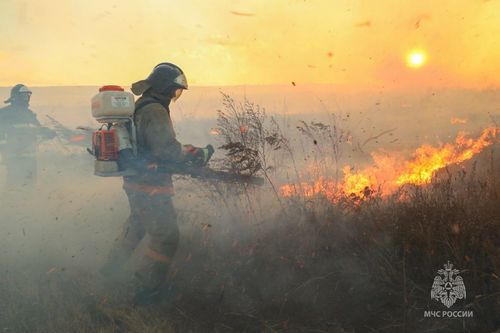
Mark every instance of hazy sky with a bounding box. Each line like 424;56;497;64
0;0;499;89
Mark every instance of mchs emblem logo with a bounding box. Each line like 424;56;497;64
431;261;466;308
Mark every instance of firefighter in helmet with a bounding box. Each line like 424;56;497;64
100;63;214;305
0;84;56;188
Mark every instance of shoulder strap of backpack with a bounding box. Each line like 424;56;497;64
134;97;163;112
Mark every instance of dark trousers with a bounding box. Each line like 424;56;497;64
104;186;179;291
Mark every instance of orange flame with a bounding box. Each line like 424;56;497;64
451;117;467;125
342;166;372;195
396;128;496;185
281;127;498;201
209;129;221;135
280;177;338;201
70;134;87;142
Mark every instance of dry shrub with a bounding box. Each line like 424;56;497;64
216;92;287;177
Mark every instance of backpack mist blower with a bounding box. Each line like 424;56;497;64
90;85;137;177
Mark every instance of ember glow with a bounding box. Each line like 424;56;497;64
209;129;222;135
451;117;467;125
281;127;498;200
70;135;87;142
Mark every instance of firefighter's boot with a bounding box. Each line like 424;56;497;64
132;261;170;306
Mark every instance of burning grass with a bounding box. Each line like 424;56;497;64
281;127;498;200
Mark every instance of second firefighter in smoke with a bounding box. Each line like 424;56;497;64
0;84;56;188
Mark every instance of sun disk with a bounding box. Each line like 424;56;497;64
406;50;427;68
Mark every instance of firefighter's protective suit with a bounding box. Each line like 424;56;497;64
107;92;183;295
0;85;55;188
101;63;213;304
101;65;212;304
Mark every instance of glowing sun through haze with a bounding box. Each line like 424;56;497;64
0;0;500;88
406;50;427;69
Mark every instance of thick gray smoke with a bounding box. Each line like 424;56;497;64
0;86;498;332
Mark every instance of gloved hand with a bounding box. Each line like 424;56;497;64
183;144;215;166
